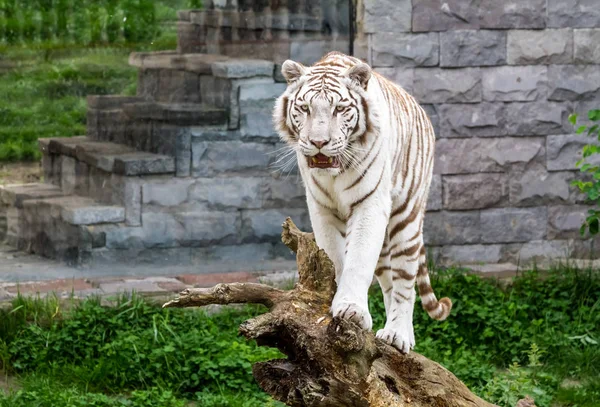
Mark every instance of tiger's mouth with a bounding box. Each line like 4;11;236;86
307;153;341;169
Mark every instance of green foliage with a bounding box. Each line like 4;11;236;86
0;266;598;406
570;109;600;236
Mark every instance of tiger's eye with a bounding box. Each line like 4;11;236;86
336;105;345;111
300;105;309;111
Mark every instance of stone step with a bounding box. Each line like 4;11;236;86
0;184;126;265
40;137;175;177
122;102;228;126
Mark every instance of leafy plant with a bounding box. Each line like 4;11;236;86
569;109;600;235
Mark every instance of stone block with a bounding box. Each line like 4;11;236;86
479;0;546;28
228;77;274;130
504;102;568;136
509;166;575;206
241;208;310;241
59;202;125;226
374;68;414;94
290;40;349;66
516;240;574;264
363;0;411;33
443;173;508;210
412;0;480;32
142;178;193;207
239;82;286;139
192;141;274;177
124;180;141;227
438;103;506;138
432;244;503;265
440;30;506;67
212;59;274;79
574;29;600;64
176;129;192;177
371;33;439;67
188;177;264;209
61;156;77;195
421;105;440;138
482;66;547;102
156;69;201;103
547;134;600;171
413;68;481;104
434;137;545;174
262;175;306;208
507;29;573;65
548;0;600;28
423;211;481;245
113;153;175;176
548;205;592;239
426;175;442;211
548;65;600;102
480;207;547;243
176;211;239;245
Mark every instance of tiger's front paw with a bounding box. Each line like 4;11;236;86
376;327;415;354
331;300;373;331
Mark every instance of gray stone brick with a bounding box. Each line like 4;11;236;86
188;177;264;209
480;207;547;243
290;40;349;66
574;29;600;64
212;59;274;79
239;82;286;139
479;0;546;29
413;68;482;104
548;205;591;239
432;244;504;265
374;68;414;94
438;103;506;138
61;203;125;226
509;166;575;206
363;0;411;33
426;175;442;211
176;211;239;245
507;29;573;65
142;178;193;207
424;211;481;245
440;30;506;67
516;240;573;264
548;65;600;102
371;33;439;67
262;175;306;208
547;134;600;171
176;129;192;177
504;102;568;136
61;156;77;195
412;0;480;32
548;0;600;28
482;66;547;102
434;137;545;174
192;141;273;177
421;105;440;138
242;208;310;241
113;153;175;176
443;173;508;210
124;180;141;227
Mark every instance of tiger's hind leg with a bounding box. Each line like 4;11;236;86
375;198;424;354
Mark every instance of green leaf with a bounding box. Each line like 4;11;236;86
588;109;600;121
581;163;591;172
588;125;599;137
576;125;587;135
575;158;584;167
569;113;578;125
590;218;599;235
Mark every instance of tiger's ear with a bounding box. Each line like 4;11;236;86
281;60;307;84
345;63;371;89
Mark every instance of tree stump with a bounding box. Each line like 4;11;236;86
163;218;499;407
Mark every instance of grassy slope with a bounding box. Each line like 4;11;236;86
0;265;598;407
0;0;188;162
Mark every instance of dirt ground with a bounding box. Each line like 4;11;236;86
0;161;42;185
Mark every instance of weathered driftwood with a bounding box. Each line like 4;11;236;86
163;218;499;407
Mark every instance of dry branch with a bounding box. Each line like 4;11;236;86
164;218;501;407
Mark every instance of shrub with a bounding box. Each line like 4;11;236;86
570;109;600;235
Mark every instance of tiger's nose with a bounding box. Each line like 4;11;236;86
310;139;329;149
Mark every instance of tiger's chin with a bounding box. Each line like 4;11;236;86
307;153;341;169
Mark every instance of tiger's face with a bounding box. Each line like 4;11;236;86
273;58;372;175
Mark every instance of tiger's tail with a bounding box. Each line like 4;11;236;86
416;247;452;321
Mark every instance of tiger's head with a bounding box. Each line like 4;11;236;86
273;53;374;175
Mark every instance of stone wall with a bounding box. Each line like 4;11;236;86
356;0;600;266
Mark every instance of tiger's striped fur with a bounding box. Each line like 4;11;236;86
273;51;451;353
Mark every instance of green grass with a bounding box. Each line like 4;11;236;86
0;0;194;162
0;265;598;406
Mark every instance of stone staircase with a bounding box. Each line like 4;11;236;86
0;47;309;267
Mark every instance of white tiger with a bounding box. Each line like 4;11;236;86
273;51;451;353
